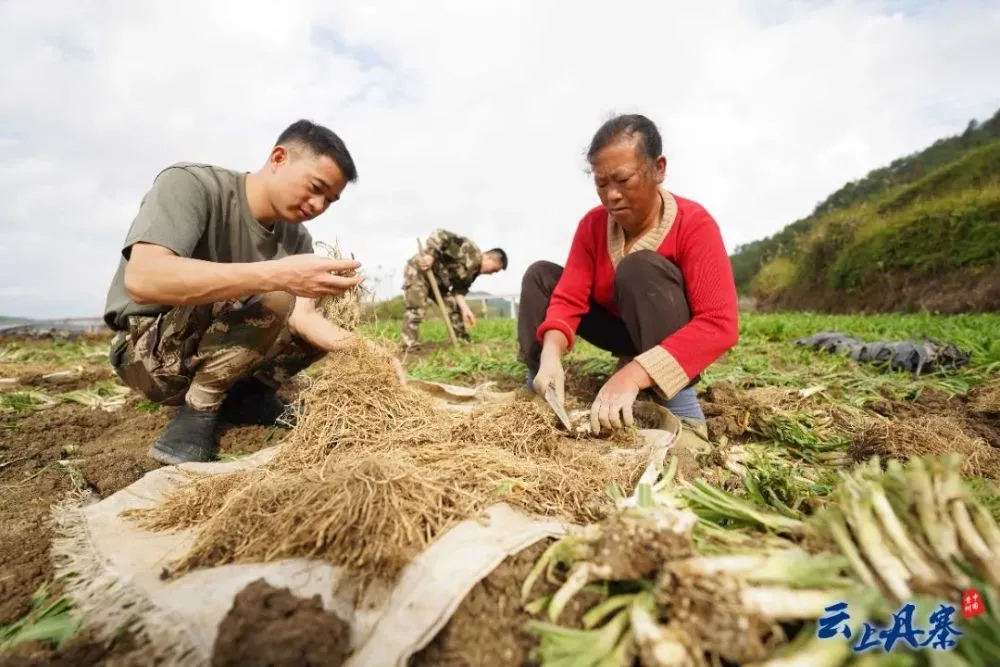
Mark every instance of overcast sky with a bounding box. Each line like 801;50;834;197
1;0;998;319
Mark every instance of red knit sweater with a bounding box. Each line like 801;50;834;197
536;191;739;399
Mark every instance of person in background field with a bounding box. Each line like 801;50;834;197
400;228;508;349
103;119;405;466
517;113;739;449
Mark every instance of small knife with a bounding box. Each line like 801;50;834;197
544;384;572;431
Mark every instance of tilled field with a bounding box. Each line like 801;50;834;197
1;313;999;666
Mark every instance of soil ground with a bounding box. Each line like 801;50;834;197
2;329;999;666
410;538;602;667
0;333;301;665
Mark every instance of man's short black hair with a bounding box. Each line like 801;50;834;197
586;113;662;165
486;247;508;270
276;119;358;183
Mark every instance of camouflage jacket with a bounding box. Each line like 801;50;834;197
406;228;482;296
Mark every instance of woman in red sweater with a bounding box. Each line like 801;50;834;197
518;114;739;437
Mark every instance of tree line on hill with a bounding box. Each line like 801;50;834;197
730;106;1000;314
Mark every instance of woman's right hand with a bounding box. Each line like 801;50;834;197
532;344;566;407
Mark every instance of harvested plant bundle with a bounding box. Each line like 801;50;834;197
522;502;865;666
717;442;843;518
640;456;811;538
521;453;1000;666
815;454;1000;603
125;343;652;587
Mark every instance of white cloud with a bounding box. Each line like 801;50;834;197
1;0;999;318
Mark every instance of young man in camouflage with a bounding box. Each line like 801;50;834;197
103;119;403;466
400;229;507;349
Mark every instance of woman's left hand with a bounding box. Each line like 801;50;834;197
590;363;650;434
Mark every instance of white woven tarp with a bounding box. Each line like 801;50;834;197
51;382;679;667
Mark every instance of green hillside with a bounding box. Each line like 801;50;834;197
732;106;1000;314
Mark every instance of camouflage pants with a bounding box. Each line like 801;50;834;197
108;291;325;411
400;265;469;347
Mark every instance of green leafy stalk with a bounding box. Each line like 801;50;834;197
548;562;613;623
582;594;640;630
841;476;912;602
681;479;807;536
866;476;943;587
909;457;969;587
521;534;595;604
670;549;853;590
527;607;630;667
816;508;880;591
970;501;1000;555
951;498;1000;591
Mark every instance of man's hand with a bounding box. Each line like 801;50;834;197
590;362;652;435
390;357;407;385
272;255;364;299
362;338;407;386
290;301;408;387
461;307;477;328
416;254;434;271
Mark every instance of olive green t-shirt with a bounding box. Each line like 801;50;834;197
103;162;314;331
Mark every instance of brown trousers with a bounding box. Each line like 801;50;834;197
517;250;696;385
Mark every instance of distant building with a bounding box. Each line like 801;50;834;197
0;317;107;336
462;292;520;318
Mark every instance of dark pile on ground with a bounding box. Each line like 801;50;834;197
16;368;116;393
866;383;1000;449
410;538;601;667
211;579;351;667
0;630;149;667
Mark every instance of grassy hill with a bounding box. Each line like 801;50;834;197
732;106;1000;313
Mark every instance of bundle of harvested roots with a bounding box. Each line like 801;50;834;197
125;342;653;589
519;453;1000;666
312;239;369;330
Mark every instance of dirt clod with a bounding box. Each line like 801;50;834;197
700;382;754;441
211;579;351;667
593;508;695;580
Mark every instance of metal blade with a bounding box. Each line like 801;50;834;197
544;384;572;431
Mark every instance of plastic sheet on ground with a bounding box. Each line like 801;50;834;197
794;330;971;376
50;381;680;667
